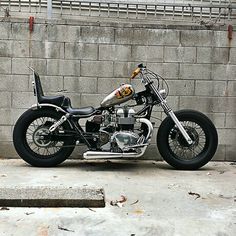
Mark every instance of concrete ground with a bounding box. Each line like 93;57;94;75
0;159;235;236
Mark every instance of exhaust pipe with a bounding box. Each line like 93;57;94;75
83;146;147;159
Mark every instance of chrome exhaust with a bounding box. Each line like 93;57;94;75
83;146;147;159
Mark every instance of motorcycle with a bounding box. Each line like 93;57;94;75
13;64;218;169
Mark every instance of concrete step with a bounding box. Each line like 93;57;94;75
0;186;105;208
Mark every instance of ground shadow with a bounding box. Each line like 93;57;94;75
16;159;215;172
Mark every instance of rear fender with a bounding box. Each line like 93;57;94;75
30;103;73;129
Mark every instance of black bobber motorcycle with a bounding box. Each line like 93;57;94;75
13;64;218;169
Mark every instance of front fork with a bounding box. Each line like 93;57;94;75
160;99;193;145
148;81;193;145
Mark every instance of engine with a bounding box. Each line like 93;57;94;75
85;106;152;153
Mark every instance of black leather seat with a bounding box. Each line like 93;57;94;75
34;72;65;106
63;97;95;116
66;106;95;116
34;72;96;116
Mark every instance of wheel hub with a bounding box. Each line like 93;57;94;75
171;126;199;148
33;126;51;148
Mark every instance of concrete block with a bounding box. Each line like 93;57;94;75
0;40;12;57
147;63;179;79
0;92;11;108
167;80;194;96
213;48;229;64
99;45;131;61
162;63;180;79
204;112;225;129
11;108;27;125
181;30;213;46
97;78;128;94
0;109;12;125
0;142;18;158
225;114;236;128
0;22;10;39
38;76;63;92
29;58;47;75
47;24;80;42
12;92;36;108
65;43;98;60
229;48;236;64
146;63;163;75
225;144;236;161
64;77;97;93
81;26;114;44
12;40;29;58
218;129;236;145
227;81;236;96
180;96;236;113
164;46;196;63
212;144;225;161
81;61;113;77
195;81;227;96
113;62;137;78
0;75;29;91
211;97;236;113
12;58;30;75
0;126;12;141
30;41;64;59
115;28;180;46
197;47;229;64
213;31;236;47
212;64;236;81
0;57;11;74
80;94;104;107
132;46;163;62
180;64;211;80
0;187;105;208
11;23;47;41
47;59;80;76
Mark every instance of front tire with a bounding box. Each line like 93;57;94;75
157;110;218;170
13;109;75;167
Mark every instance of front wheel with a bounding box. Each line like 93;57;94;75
157;110;218;170
13;109;75;167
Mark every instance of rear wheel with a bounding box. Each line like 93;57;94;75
157;110;218;170
13;109;75;167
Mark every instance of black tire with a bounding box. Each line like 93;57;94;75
157;109;218;170
13;109;75;167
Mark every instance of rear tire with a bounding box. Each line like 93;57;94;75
13;109;75;167
157;110;218;170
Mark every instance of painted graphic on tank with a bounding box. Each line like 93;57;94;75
101;84;135;107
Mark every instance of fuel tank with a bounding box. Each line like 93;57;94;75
100;84;135;108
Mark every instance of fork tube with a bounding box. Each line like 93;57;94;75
144;74;193;145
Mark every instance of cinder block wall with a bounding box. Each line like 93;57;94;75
0;18;235;161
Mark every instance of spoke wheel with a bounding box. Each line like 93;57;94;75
157;110;218;170
26;117;63;157
13;109;75;167
168;121;206;161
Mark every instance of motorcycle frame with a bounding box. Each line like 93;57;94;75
29;66;193;150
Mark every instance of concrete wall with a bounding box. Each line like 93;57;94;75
0;18;235;161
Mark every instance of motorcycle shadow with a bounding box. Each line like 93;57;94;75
58;160;214;172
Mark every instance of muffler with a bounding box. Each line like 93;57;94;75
83;146;147;159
